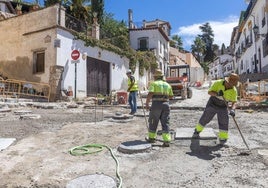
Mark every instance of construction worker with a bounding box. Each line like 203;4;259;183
126;69;139;115
193;73;240;145
145;69;174;147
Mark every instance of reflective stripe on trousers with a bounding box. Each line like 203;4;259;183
196;99;229;139
148;101;171;142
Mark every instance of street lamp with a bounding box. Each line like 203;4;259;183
252;24;267;73
253;25;267;37
253;25;259;35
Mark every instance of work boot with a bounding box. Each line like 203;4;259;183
162;142;170;147
145;137;156;143
219;139;227;146
192;129;200;139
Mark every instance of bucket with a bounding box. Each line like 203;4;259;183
67;90;73;96
117;91;127;104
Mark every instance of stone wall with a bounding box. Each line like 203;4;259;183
49;65;64;102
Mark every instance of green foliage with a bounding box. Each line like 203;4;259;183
45;1;157;76
200;61;210;75
44;0;59;7
170;34;184;51
91;0;104;25
198;22;216;62
100;13;128;39
191;36;205;62
75;33;157;76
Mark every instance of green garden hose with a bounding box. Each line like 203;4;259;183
69;143;122;188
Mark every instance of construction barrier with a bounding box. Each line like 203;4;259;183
240;79;268;103
0;78;50;101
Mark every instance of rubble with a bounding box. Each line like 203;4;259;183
0;87;267;187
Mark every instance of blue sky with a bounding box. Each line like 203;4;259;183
105;0;249;50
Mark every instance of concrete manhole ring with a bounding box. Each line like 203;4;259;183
66;174;117;188
118;140;152;154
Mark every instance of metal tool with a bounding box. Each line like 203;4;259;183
138;90;149;130
222;95;251;155
231;115;250;153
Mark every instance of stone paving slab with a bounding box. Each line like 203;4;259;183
0;108;11;113
258;149;268;157
0;138;16;151
19;114;41;119
13;110;32;115
175;128;217;140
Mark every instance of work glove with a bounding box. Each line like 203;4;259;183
217;90;224;96
229;109;235;117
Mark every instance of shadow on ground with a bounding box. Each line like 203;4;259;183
186;138;228;160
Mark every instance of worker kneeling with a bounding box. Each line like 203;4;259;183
145;69;174;147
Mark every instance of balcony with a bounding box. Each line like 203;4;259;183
65;14;87;33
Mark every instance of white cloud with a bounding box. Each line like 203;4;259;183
172;16;239;51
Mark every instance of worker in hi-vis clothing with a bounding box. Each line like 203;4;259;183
145;69;173;147
193;73;240;145
126;69;139;115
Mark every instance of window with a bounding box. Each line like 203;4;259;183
138;37;148;51
33;51;45;73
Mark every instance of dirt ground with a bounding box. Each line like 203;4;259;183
0;87;267;188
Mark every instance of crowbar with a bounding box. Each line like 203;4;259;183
138;90;149;130
222;95;251;155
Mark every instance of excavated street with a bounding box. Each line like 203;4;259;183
0;86;267;188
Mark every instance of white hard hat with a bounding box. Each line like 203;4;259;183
126;69;132;74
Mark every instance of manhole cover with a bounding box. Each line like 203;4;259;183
118;140;151;154
66;174;116;188
112;113;133;120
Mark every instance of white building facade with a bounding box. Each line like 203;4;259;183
128;15;170;79
232;0;268;82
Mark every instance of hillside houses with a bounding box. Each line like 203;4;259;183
212;0;268;83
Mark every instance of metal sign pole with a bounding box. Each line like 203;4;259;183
74;62;77;99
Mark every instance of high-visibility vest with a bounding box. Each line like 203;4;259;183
128;76;138;91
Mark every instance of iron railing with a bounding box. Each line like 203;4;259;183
65;13;87;33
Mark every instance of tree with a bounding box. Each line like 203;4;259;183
170;34;184;51
44;0;59;7
191;36;205;63
67;0;91;22
90;0;104;25
198;22;216;62
191;36;210;74
100;12;129;49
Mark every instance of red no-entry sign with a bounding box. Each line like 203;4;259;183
71;50;80;60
